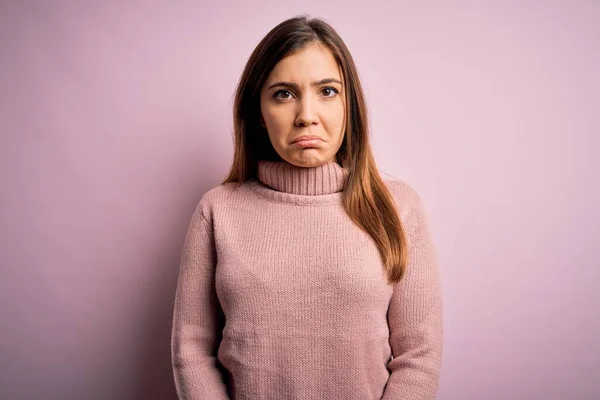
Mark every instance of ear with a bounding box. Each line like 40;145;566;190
260;114;266;128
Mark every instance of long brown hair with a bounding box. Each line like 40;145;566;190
221;15;408;284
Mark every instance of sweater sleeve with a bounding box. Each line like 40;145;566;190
171;202;229;399
382;191;444;400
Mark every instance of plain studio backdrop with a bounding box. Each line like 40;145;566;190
1;1;598;399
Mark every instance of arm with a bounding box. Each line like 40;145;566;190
171;202;229;399
382;192;444;400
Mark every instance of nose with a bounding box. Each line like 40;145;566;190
295;96;318;127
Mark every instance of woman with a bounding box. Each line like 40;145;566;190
171;15;443;400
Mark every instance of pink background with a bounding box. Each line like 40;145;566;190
1;2;598;399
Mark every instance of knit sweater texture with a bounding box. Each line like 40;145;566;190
171;160;443;400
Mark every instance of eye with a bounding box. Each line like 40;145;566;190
274;90;293;100
321;87;339;97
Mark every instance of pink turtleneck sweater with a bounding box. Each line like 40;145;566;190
171;160;443;400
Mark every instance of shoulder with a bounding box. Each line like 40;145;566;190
200;181;240;204
192;181;247;222
380;173;434;240
381;174;422;215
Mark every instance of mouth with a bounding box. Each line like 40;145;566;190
291;135;324;144
293;139;323;148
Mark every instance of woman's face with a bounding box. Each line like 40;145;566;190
260;43;346;167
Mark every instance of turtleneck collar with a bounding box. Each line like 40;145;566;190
256;160;348;196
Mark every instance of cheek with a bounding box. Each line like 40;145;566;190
261;107;290;144
323;103;346;130
262;105;287;127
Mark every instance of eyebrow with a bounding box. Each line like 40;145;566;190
267;78;343;91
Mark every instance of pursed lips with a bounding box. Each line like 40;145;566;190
291;135;324;143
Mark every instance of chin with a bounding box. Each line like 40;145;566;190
288;154;334;168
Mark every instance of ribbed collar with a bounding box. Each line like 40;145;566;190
257;160;348;196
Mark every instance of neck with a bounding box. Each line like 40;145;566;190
256;159;348;196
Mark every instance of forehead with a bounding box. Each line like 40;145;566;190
266;44;342;83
